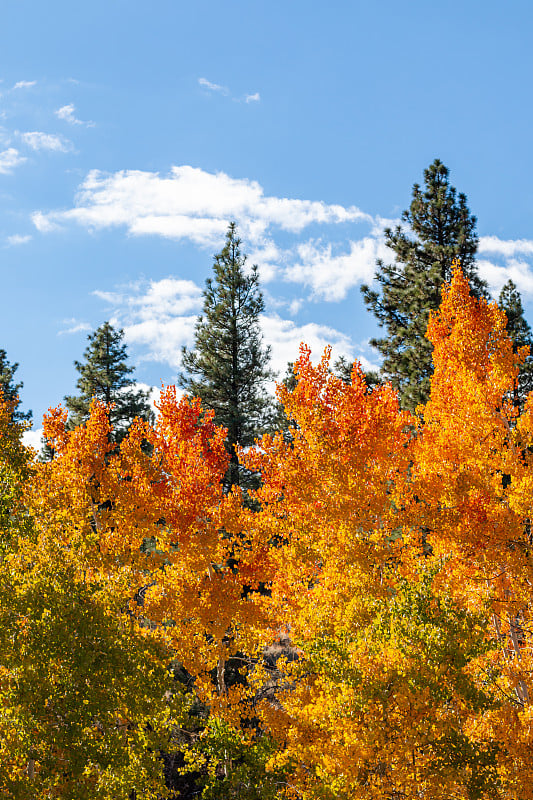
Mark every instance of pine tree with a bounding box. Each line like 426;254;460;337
0;349;31;422
65;322;153;442
498;279;533;410
180;222;273;491
361;159;487;411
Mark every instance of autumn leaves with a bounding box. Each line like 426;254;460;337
3;267;533;798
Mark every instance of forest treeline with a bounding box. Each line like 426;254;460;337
2;160;533;798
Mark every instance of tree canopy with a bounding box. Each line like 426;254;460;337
5;269;533;797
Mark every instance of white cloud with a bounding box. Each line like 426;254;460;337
6;234;31;246
198;77;260;105
124;316;197;369
198;77;229;95
95;277;203;319
55;103;94;127
22;427;43;451
261;314;377;377
12;80;36;90
134;382;168;413
289;299;303;315
473;236;533;298
32;165;371;249
0;147;26;173
285;236;390;301
478;258;533;297
133;278;202;319
92;289;123;304
247;240;283;282
19;131;72;152
32;211;60;232
479;235;533;258
58;318;92;335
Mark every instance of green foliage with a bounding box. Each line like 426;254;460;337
0;540;183;799
272;361;299;439
180;222;273;490
191;718;288;800
430;732;501;800
361;159;487;411
374;569;497;712
65;322;153;443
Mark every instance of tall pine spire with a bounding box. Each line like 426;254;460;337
361;159;487;411
180;222;273;491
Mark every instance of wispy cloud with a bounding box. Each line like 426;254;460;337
0;147;26;174
478;258;533;297
95;277;203;368
94;277;203;320
12;80;36;90
479;235;533;258
198;77;229;95
55;103;94;127
58;318;92;336
6;234;31;246
285;237;390;301
19;131;72;152
198;77;260;104
32;165;371;257
468;235;533;297
32;211;60;233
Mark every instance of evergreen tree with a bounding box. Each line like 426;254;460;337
180;222;273;491
65;322;153;442
498;279;533;410
0;349;31;422
361;159;487;411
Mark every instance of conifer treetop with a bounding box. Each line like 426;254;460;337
64;321;153;441
180;222;273;489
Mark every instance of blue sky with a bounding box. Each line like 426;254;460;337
3;0;533;443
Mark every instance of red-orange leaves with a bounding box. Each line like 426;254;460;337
243;345;413;637
149;386;229;545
